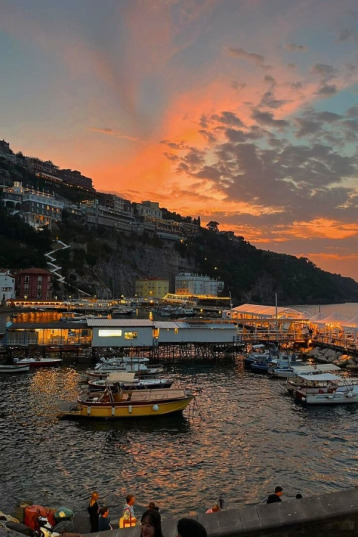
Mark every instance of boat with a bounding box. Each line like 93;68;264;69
267;354;305;378
58;383;194;419
244;344;274;368
86;357;164;379
285;364;342;394
13;357;63;367
294;372;358;405
111;306;136;317
0;364;30;374
88;372;174;391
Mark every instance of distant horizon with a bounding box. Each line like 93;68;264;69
1;0;357;280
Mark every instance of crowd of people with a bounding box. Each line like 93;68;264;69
87;492;208;536
88;487;303;535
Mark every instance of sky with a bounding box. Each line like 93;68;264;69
1;0;358;282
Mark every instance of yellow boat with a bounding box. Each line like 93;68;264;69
58;385;194;419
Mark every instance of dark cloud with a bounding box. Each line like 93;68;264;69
231;81;246;90
338;28;357;42
316;111;342;122
316;84;338;96
211;111;244;127
227;47;271;69
311;63;336;79
251;110;289;127
259;91;287;109
346;106;358;117
284;43;308;52
199;129;217;143
160;139;187;149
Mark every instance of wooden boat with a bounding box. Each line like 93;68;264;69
285;364;342;394
59;384;194;419
13;357;63;367
0;364;30;374
294;372;358;405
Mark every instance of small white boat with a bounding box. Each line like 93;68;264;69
13;357;63;367
88;372;174;391
0;364;30;374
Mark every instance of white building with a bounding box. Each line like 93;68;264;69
0;271;15;301
175;273;224;296
136;201;162;220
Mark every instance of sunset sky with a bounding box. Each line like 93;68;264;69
1;0;358;281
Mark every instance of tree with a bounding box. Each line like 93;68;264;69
206;221;219;232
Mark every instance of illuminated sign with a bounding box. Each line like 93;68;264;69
98;329;123;337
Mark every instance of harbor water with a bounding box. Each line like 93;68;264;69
1;359;358;519
0;302;358;519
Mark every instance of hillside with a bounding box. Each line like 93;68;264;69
1;158;358;304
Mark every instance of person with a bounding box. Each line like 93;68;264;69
87;491;99;532
147;502;161;517
140;509;163;537
177;518;207;537
205;503;220;514
122;494;136;525
267;486;283;504
98;506;112;531
296;493;303;499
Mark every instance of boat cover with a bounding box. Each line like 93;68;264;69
107;372;136;382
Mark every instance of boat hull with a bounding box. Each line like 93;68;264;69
0;364;30;373
59;395;194;419
295;390;358;405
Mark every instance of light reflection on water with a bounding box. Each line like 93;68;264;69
1;361;358;518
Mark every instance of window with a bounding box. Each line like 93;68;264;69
98;329;123;337
124;331;138;340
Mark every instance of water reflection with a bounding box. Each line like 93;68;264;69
1;361;358;517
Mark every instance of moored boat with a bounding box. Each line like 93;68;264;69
13;357;63;367
58;384;194;419
294;372;358;405
0;364;30;374
88;372;174;391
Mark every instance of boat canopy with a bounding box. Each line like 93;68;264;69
106;372;136;383
296;373;340;382
310;312;350;325
291;364;341;373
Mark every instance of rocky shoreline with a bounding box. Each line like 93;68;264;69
304;346;358;369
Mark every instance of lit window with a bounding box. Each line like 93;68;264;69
98;329;123;337
124;331;138;340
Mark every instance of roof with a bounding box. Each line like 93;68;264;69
154;321;190;329
15;268;52;275
292;364;341;373
86;319;154;327
229;303;306;319
8;321;88;329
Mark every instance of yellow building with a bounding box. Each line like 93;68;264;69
135;278;169;299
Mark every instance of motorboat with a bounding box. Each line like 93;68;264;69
58;384;194;419
13;357;63;367
88;372;174;391
294;372;358;405
285;364;342;394
86;357;164;379
0;364;30;374
268;354;305;378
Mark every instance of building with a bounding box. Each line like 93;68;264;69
15;268;53;300
175;273;224;296
136;201;162;220
0;271;15;301
59;169;93;190
135;278;170;299
1;182;64;229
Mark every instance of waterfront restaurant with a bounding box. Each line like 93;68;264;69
222;303;309;343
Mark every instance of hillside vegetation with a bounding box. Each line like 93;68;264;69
1;160;358;304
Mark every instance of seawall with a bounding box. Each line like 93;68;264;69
73;487;358;537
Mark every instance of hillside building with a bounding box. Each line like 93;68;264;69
135;278;170;299
15;268;53;300
0;270;15;301
175;273;224;296
1;182;64;229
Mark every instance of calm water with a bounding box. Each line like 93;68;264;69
1;359;358;519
